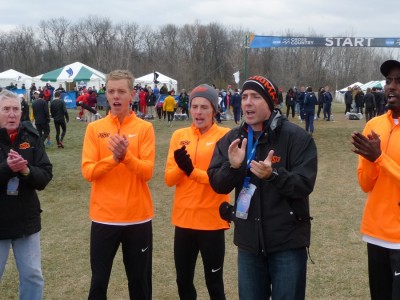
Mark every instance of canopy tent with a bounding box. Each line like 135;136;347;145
335;80;386;102
135;71;178;92
335;81;364;102
34;62;105;90
359;80;386;91
0;69;33;89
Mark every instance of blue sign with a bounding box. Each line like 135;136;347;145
249;35;400;48
60;92;77;109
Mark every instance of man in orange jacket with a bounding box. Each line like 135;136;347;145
351;59;400;300
82;70;155;299
165;84;230;299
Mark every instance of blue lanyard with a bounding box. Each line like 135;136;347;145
246;126;260;168
243;126;261;188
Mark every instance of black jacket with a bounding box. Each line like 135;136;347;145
208;111;318;254
20;99;30;122
50;98;69;123
344;91;353;105
32;98;50;125
0;121;53;240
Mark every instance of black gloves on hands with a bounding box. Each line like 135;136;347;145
219;202;235;222
174;146;194;176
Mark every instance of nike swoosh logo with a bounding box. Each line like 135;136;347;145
211;267;221;273
395;271;400;276
128;134;136;138
141;246;149;252
206;142;215;146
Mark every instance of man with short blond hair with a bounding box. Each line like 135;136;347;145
82;69;155;299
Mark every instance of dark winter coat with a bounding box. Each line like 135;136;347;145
0;122;53;240
208;111;317;255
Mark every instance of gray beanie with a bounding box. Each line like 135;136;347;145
189;84;218;112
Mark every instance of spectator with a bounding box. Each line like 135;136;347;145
0;89;53;300
160;83;168;95
146;89;156;118
285;88;296;119
303;86;318;134
32;91;50;145
50;90;69;148
163;91;177;127
363;88;376;122
344;86;353;114
322;85;333;121
230;89;242;124
208;75;317;300
19;94;30;122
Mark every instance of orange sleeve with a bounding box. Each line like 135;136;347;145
81;124;119;182
188;167;210;185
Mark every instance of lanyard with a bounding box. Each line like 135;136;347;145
244;126;262;188
246;126;260;168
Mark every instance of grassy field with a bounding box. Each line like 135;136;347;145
0;103;370;300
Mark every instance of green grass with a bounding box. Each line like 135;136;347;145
0;104;369;300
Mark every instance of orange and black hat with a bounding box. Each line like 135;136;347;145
241;75;279;111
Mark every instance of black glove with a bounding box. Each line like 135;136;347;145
219;202;235;222
174;146;194;176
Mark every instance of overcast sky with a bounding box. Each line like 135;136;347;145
1;0;399;37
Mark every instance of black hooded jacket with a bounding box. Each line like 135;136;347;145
0;121;53;240
208;111;318;254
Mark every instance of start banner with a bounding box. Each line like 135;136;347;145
248;35;400;48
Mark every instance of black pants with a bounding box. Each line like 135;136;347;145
174;227;226;300
286;104;295;118
88;221;152;300
233;107;241;123
35;122;50;143
365;108;375;122
345;103;352;114
53;120;66;144
317;103;323;118
167;111;174;122
367;243;400;300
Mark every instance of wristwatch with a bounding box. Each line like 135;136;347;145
266;168;278;181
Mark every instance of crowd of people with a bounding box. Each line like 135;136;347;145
1;59;399;300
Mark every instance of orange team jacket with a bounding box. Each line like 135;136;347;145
82;111;155;223
358;110;400;243
165;123;231;230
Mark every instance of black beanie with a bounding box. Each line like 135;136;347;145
241;75;279;111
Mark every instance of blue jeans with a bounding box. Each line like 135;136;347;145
0;232;44;300
238;247;307;300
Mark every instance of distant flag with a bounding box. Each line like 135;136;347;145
153;71;159;84
233;71;240;84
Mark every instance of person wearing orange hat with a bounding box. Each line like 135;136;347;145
208;75;317;300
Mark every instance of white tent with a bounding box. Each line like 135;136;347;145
33;62;106;90
335;81;364;102
135;71;178;92
359;80;385;91
0;69;33;89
